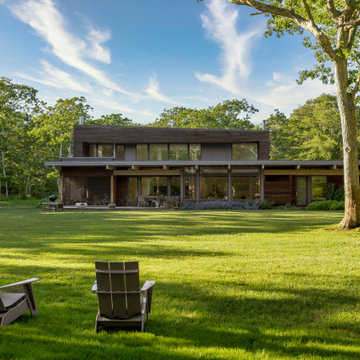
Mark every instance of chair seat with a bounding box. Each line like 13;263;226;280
0;293;26;311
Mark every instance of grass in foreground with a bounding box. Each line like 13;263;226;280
0;203;359;359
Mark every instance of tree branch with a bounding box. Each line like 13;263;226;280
229;0;339;61
302;0;315;24
327;0;342;20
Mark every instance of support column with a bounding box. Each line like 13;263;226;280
260;167;265;202
228;165;232;201
110;174;116;205
196;166;200;202
59;173;64;203
307;176;312;205
167;176;171;199
180;168;184;202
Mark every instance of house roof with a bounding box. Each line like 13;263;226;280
45;158;351;168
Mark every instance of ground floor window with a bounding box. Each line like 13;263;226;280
296;176;307;206
232;176;260;200
128;177;138;203
311;176;327;201
63;176;110;205
185;167;196;200
141;177;167;197
170;176;180;197
200;177;228;200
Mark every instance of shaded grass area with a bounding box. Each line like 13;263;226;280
0;203;359;359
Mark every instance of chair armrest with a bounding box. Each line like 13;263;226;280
0;278;40;291
141;280;155;293
92;280;97;293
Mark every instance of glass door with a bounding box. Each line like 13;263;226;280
296;176;307;206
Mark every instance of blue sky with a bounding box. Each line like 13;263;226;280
0;0;335;125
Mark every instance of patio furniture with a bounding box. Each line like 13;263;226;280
92;261;155;332
0;278;40;326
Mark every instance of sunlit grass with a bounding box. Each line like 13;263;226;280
0;202;359;359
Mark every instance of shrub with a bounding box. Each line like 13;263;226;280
334;186;344;202
258;200;273;210
327;183;344;202
181;201;260;210
307;200;344;210
327;183;336;200
329;200;344;210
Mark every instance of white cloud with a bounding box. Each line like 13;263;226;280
94;97;157;117
257;72;335;110
10;0;136;96
196;0;262;93
15;60;92;93
86;28;111;64
145;74;179;105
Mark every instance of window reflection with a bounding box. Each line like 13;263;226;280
232;143;258;160
149;144;168;161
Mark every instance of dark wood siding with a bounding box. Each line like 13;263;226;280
60;167;112;177
73;125;270;160
265;175;296;205
327;175;343;189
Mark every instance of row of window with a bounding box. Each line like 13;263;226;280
87;143;259;161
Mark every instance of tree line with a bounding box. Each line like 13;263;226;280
0;77;357;199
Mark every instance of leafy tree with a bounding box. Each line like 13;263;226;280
0;77;44;198
267;94;347;160
213;0;360;229
87;113;134;126
151;99;258;129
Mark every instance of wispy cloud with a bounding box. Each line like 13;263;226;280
145;74;179;105
9;0;137;96
256;72;335;110
86;28;111;64
196;0;262;94
15;60;92;93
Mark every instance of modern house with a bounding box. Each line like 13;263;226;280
45;125;346;208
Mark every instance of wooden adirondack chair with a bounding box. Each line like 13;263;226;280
92;261;155;332
0;278;40;326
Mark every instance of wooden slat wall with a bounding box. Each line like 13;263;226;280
264;175;296;205
60;167;112;177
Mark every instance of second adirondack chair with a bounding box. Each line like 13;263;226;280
0;278;40;326
92;261;155;332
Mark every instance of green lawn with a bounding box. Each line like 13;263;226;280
0;203;359;359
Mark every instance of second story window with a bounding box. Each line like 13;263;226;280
88;144;114;157
97;144;113;157
232;143;258;160
149;144;168;161
169;144;187;160
136;144;148;161
189;144;201;160
116;145;125;160
136;143;202;161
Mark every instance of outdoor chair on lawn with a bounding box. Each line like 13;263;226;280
0;278;40;326
92;261;155;332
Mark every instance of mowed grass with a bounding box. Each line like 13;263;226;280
0;203;359;359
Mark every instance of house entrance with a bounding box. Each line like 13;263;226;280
116;176;138;206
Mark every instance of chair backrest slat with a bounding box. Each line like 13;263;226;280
95;261;141;319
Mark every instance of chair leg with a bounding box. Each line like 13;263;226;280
140;319;144;332
95;322;99;333
23;283;39;316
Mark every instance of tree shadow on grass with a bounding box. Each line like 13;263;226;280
1;277;359;359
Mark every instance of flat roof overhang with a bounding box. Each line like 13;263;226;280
45;159;351;168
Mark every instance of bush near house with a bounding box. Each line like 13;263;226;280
307;200;344;210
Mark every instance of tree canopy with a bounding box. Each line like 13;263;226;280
150;99;258;129
266;94;360;160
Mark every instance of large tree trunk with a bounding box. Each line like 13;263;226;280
333;59;360;229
